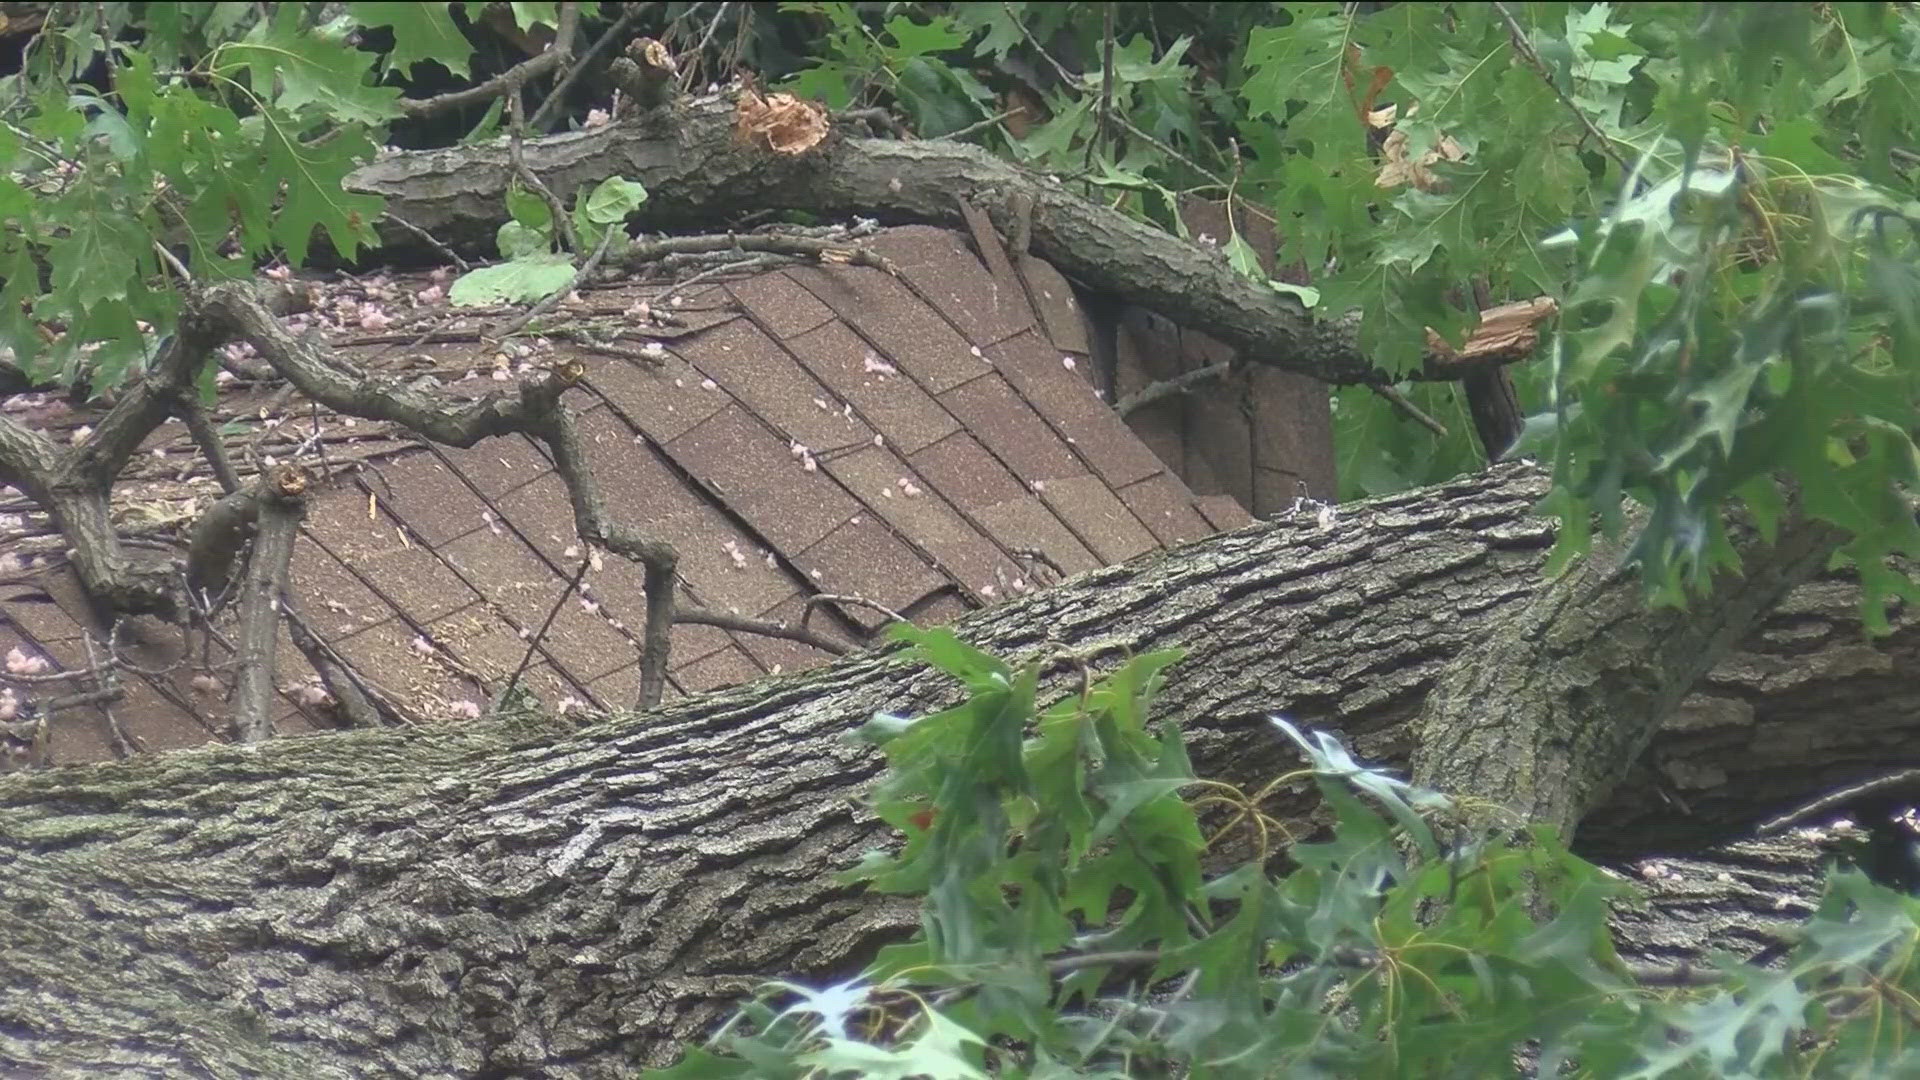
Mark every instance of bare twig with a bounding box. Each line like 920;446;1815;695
491;209;625;339
674;606;850;657
1370;383;1449;439
677;1;733;91
530;0;647;131
397;2;580;120
1007;547;1066;583
506;91;580;254
379;213;470;273
1489;1;1631;176
801;593;906;628
503;557;595;703
1114;360;1232;417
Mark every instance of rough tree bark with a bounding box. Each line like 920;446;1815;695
3;465;1913;1077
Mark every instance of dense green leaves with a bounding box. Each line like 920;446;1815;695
646;634;1920;1078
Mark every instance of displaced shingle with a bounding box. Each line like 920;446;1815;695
796;516;946;629
937;372;1083;483
788;265;984;393
667;404;859;553
1018;253;1091;356
729;272;835;339
867;225;1032;347
784;319;960;455
676;317;873;451
1116;472;1215;547
1036;474;1158;564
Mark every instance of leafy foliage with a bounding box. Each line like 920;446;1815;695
643;630;1920;1078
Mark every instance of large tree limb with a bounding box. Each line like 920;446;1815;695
348;95;1476;385
1;464;1912;1076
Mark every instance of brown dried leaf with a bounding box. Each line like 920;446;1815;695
1375;127;1466;193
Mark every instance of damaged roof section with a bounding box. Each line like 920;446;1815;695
0;225;1250;765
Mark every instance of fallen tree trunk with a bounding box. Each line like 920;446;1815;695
2;463;1913;1076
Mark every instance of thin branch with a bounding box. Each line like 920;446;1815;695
490;209;624;339
1370;383;1449;438
503;557;594;703
1489;1;1632;176
1114;360;1232;417
506;91;579;254
674;606;850;657
397;2;579;120
801;593;905;628
529;0;647;131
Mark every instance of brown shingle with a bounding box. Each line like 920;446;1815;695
302;495;480;622
1194;494;1255;531
1185;387;1253;506
667;405;859;553
495;473;583;564
366;451;490;545
907;431;1027;515
643;508;793;619
984;329;1162;488
576;407;711;520
1116;472;1215;547
331;618;487;721
783;319;961;455
820;444;1018;600
674;644;765;693
731;593;847;676
1036;475;1158;564
728;272;835;339
289;537;395;638
788;265;984;393
586;350;727;444
0;582;82;644
796;516;945;629
437;530;633;682
434;433;549;499
1247;367;1336;503
867;226;1032;347
970;496;1100;578
937;373;1082;483
675;317;873;451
